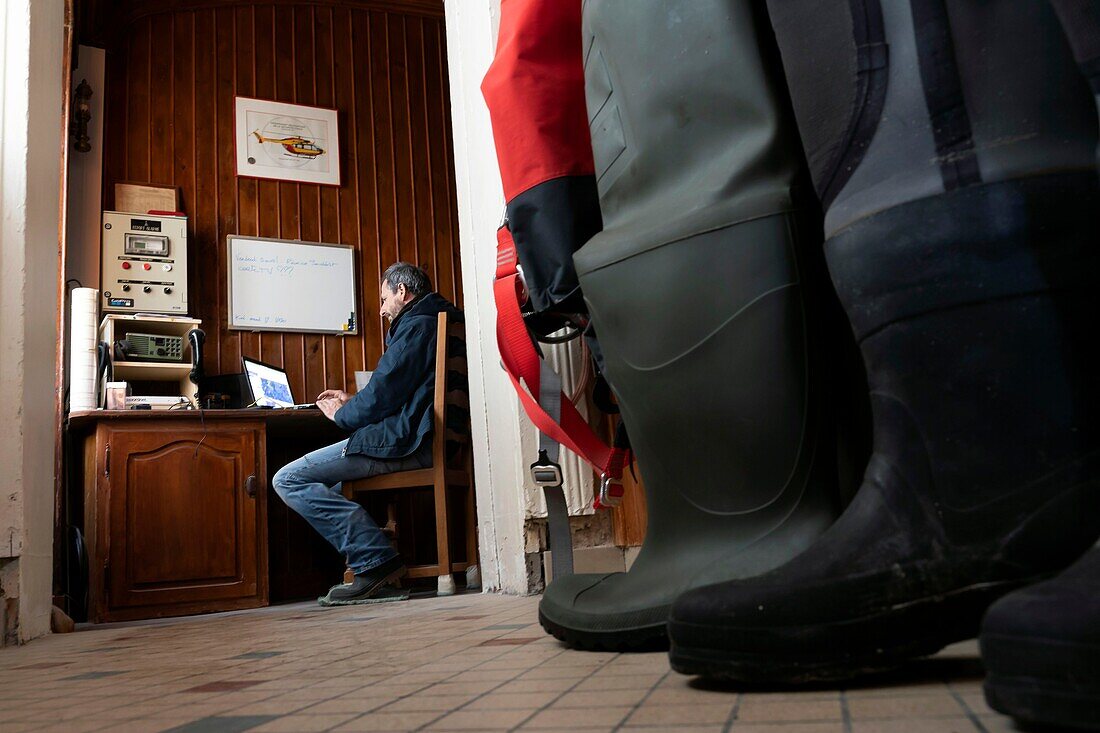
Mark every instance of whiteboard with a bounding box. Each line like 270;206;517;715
227;236;358;334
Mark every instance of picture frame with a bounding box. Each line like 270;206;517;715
234;96;341;187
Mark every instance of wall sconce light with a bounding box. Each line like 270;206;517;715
73;79;93;153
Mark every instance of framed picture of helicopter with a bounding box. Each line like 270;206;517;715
235;97;341;186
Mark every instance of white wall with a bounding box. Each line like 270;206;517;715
0;0;65;643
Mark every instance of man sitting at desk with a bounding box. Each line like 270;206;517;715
272;262;462;605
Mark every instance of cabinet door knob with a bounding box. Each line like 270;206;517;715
245;475;257;498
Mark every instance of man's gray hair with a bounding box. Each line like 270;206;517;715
382;262;432;297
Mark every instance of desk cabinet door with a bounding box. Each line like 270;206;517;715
102;424;267;618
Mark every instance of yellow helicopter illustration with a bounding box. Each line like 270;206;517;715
251;130;325;158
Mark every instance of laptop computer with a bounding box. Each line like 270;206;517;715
242;357;315;409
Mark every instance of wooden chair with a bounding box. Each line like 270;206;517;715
342;312;477;595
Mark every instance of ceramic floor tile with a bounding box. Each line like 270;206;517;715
376;694;476;713
583;673;663;691
331;711;440;732
522;706;633;729
728;724;845;733
846;693;967;719
0;593;1020;733
161;715;279;733
464;691;561;710
624;702;736;727
492;678;578;694
425;707;533;730
249;713;358;731
736;697;843;722
850;718;981;733
553;688;648;708
108;720;209;733
619;728;725;733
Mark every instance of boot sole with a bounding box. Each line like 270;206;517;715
539;609;669;652
982;633;1100;730
669;580;1023;683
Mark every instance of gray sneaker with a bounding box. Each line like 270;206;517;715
318;556;408;606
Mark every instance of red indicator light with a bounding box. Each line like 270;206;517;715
122;262;131;269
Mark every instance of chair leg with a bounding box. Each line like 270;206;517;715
433;474;453;596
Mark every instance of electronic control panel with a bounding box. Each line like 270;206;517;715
101;211;189;314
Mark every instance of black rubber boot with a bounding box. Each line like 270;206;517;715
667;172;1100;682
539;0;853;651
980;543;1100;730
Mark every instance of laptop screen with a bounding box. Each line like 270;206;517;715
242;357;296;408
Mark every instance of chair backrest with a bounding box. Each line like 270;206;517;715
431;312;470;471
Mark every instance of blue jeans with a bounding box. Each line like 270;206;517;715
272;439;432;574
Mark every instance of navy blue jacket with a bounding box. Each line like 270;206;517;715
335;292;462;459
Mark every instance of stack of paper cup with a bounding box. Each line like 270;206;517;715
69;288;100;412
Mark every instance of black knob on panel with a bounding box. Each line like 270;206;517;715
164;287;172;294
143;286;151;293
122;285;130;292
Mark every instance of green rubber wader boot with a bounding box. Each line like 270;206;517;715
537;0;852;651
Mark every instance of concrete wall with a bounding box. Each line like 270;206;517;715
0;0;65;644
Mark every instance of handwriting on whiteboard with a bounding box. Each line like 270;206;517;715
234;253;339;277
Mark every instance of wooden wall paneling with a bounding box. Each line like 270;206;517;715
191;8;218;376
252;5;283;370
274;3;301;391
334;6;366;388
171;11;194;237
216;7;240;377
125;19;151;185
422;17;452;302
370;11;397;359
356;9;384;367
404;17;429;283
435;20;460;304
148;16;173;186
314;7;344;393
293;6;326;401
235;6;261;367
407;18;435;290
429;19;456;304
387;14;415;274
410;18;438;292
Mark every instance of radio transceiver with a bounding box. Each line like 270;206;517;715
123;333;184;362
101;211;189;314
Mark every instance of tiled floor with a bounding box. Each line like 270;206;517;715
0;592;1019;732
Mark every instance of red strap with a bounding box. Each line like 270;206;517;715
494;226;629;492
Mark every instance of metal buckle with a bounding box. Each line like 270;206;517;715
595;473;624;509
529;450;563;488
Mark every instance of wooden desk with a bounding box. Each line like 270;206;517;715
68;409;347;622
